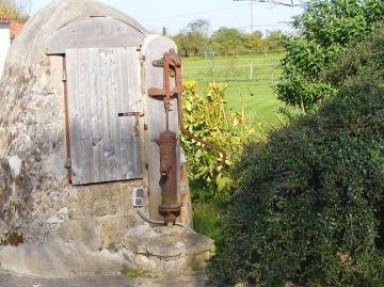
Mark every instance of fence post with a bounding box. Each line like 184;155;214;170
249;63;253;81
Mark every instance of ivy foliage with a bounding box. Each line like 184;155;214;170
181;81;255;198
209;28;384;286
277;0;384;113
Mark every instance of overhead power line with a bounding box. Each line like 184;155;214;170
141;4;248;22
233;0;308;7
236;22;292;30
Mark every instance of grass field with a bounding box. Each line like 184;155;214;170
182;52;293;128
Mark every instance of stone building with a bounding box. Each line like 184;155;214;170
0;17;11;78
0;16;22;79
0;0;212;277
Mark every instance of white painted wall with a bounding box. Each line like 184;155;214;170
0;22;10;79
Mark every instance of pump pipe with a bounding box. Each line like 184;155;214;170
136;208;195;233
169;50;227;168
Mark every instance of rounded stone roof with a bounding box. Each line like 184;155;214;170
4;0;148;68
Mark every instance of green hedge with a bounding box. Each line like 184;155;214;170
209;30;384;286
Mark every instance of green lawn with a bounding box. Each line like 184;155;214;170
182;52;294;128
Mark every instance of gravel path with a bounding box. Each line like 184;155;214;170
0;271;209;287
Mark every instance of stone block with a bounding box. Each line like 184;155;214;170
121;225;215;273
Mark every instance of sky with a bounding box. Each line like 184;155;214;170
28;0;304;36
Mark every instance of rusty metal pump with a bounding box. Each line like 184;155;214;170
150;49;226;224
156;130;180;223
150;49;182;224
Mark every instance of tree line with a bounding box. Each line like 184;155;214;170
170;19;284;57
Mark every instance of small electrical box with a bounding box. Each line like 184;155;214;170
132;187;144;207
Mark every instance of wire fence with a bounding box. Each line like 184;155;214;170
183;62;281;83
182;49;284;83
178;48;286;58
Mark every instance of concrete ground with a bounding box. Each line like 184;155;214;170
0;271;209;287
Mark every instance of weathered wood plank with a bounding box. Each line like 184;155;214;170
66;49;82;184
99;48;114;181
79;48;94;183
108;48;118;179
89;48;100;182
126;48;143;178
113;47;125;179
113;47;143;179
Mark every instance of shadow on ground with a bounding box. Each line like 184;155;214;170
0;271;209;287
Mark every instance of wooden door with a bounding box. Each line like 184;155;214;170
65;47;143;185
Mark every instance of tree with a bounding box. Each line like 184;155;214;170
210;27;244;55
172;19;210;56
161;26;167;36
277;0;384;112
186;18;210;36
264;30;284;50
253;30;263;39
0;0;30;21
242;31;265;51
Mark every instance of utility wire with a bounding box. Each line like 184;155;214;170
236;22;292;30
234;0;308;8
141;3;248;22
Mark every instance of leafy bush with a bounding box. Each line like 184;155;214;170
181;81;255;199
209;30;384;286
277;0;384;112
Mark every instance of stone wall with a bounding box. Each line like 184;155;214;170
0;0;148;248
